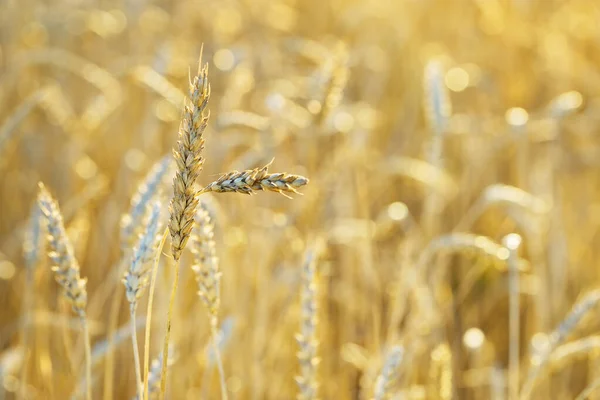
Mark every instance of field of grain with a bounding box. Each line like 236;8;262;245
2;0;600;399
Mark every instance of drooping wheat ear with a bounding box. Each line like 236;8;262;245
201;160;309;198
123;201;163;311
296;250;320;400
373;345;404;400
121;155;172;250
37;183;88;317
168;54;210;262
37;182;92;400
428;344;452;400
191;201;221;325
423;59;451;136
521;289;600;400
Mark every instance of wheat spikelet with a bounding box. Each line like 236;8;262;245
296;250;319;400
120;155;172;250
202;160;309;198
37;183;87;317
191;201;221;324
168;54;210;262
373;345;404;400
123;201;162;311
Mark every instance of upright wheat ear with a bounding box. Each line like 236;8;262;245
37;183;92;400
161;51;211;399
37;183;88;317
168;56;210;262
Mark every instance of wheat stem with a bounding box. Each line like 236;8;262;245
159;258;180;399
82;317;92;400
143;227;168;400
211;321;228;400
130;310;144;400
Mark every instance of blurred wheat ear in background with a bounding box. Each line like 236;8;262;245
3;1;600;399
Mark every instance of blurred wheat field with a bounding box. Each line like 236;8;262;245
2;0;600;399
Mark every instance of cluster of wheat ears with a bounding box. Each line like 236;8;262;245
3;0;600;399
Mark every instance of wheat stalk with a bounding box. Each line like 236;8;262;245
428;344;452;400
201;160;309;198
504;234;522;400
37;183;92;400
296;250;320;400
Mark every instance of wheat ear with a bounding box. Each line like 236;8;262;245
161;50;210;399
201;159;309;198
37;183;92;400
123;201;162;400
296;250;320;400
374;345;405;400
190;201;227;399
121;155;172;250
